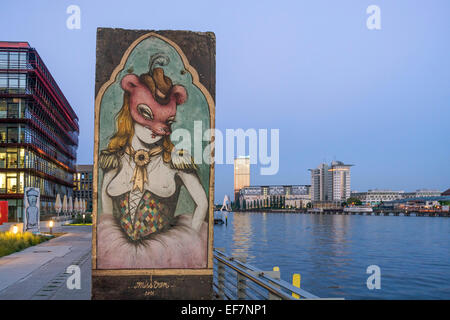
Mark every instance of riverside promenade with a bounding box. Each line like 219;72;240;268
0;225;91;300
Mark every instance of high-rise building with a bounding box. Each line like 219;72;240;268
234;156;250;200
329;161;353;201
73;165;93;213
309;161;353;202
309;163;329;202
0;42;79;221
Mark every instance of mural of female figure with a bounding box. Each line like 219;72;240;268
97;55;209;269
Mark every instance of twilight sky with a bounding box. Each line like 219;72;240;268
2;0;449;202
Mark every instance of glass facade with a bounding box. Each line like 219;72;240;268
73;165;93;213
0;42;79;221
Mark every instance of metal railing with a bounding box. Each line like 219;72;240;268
213;248;320;300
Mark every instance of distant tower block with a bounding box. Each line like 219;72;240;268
234;156;250;200
309;160;353;202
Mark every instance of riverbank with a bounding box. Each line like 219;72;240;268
233;209;449;217
214;211;450;299
234;209;307;213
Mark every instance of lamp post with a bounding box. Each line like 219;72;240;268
49;220;54;235
12;225;18;235
82;214;86;224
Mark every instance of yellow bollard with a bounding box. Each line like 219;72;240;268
292;274;301;299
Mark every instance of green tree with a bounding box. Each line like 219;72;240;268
346;197;362;206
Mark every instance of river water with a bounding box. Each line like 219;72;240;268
213;212;450;299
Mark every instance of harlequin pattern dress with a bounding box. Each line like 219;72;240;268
98;185;208;268
114;189;179;241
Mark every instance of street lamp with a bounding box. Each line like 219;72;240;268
12;225;18;235
82;214;86;224
49;220;54;234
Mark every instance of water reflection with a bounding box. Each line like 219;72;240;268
214;212;450;299
231;213;254;261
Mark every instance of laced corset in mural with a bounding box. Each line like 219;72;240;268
112;180;181;242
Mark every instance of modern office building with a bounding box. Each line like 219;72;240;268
329;161;353;201
73;165;93;213
234;156;250;200
309;160;353;202
351;190;405;206
238;185;311;209
309;163;329;202
0;42;79;221
351;189;444;206
404;189;442;199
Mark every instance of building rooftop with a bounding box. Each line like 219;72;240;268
330;161;353;167
76;164;93;171
241;184;311;188
309;161;353;171
390;196;450;203
0;41;30;48
366;189;405;193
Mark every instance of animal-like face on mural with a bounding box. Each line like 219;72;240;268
120;71;187;143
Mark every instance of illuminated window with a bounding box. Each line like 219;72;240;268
7;173;17;193
7;148;17;168
19;148;25;168
0;148;5;168
0;126;5;143
19;172;24;193
0;173;5;193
